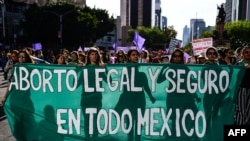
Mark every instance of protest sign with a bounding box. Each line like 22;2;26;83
4;64;244;141
192;38;213;56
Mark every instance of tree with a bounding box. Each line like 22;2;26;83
20;1;115;49
181;42;192;53
225;20;250;49
127;26;177;50
201;30;214;38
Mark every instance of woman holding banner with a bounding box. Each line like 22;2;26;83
169;49;186;64
204;47;220;65
159;49;199;140
1;50;34;103
202;47;234;140
115;48;156;141
1;50;37;141
55;54;66;65
81;47;105;140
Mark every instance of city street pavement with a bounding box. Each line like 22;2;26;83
0;70;15;141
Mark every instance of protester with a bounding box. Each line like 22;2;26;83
34;50;44;61
68;51;80;65
235;47;243;63
116;49;127;63
3;52;12;80
62;49;71;64
152;49;164;63
1;45;248;140
84;47;104;66
139;50;150;63
205;47;219;65
4;50;19;81
115;53;126;63
102;49;111;64
109;51;116;64
46;50;56;64
1;51;8;79
161;55;169;63
235;46;250;125
1;50;37;140
219;48;236;65
170;48;185;64
158;48;199;140
197;53;206;64
81;47;104;140
55;54;66;65
78;52;86;66
1;50;34;103
187;51;197;64
115;48;156;141
126;48;140;63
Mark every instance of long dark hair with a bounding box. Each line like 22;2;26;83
170;49;185;64
85;47;104;65
18;50;34;63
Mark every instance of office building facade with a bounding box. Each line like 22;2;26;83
162;16;167;30
189;19;206;41
182;25;190;47
155;0;161;28
120;0;156;45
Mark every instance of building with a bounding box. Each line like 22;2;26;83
121;0;157;28
230;0;250;21
155;0;161;28
225;0;232;22
182;25;189;47
162;16;167;30
120;0;156;46
189;19;206;41
0;0;86;49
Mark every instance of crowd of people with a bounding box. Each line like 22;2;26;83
0;46;245;68
0;45;249;127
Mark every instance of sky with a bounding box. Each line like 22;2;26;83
86;0;225;40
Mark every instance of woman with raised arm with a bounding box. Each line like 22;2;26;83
1;50;34;104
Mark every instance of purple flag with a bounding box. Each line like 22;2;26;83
78;46;83;51
32;43;42;51
112;42;117;51
133;31;146;51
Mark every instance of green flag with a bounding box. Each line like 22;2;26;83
4;63;245;141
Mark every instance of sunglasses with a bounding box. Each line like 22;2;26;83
207;52;217;56
244;51;250;54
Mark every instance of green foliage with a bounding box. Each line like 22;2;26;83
181;42;192;53
21;2;115;49
201;30;213;38
128;26;177;50
225;20;250;49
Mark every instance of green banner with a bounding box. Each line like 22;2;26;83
4;63;245;141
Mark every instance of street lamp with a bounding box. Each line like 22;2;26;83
45;9;74;48
0;0;5;47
